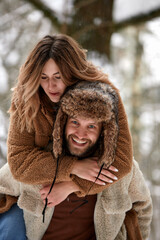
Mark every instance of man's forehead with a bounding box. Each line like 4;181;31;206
67;115;101;125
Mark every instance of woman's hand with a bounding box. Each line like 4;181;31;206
71;157;118;185
40;181;79;207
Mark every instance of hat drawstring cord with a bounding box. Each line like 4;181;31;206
42;155;59;223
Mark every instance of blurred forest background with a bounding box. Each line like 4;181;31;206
0;0;160;239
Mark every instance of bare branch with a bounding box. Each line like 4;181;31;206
114;7;160;30
74;0;97;9
24;0;61;29
73;7;160;39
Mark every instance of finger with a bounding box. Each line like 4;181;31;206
47;200;56;207
40;186;50;193
47;203;55;208
40;191;46;196
41;195;47;200
39;189;44;194
108;165;118;172
95;179;106;185
40;189;48;195
101;170;118;180
91;177;106;185
39;190;45;195
97;175;114;183
43;199;50;206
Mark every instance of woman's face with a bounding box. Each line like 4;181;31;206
40;58;67;103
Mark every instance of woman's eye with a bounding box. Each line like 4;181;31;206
41;76;47;80
55;76;61;80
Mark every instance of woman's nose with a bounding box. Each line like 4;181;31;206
48;79;56;89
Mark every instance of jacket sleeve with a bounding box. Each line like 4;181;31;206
0;163;19;213
7;110;76;185
128;160;153;240
69;93;133;196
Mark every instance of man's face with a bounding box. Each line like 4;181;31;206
65;116;102;157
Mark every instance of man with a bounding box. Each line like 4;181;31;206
40;81;152;240
0;81;152;240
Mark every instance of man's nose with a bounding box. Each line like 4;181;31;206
75;128;87;139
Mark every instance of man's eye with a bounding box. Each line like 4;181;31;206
72;121;78;125
71;120;79;126
88;125;95;129
55;76;61;80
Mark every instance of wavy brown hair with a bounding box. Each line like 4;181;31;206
10;34;111;132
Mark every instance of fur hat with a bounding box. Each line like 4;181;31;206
53;81;119;168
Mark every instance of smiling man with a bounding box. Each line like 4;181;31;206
65;116;102;157
41;81;152;240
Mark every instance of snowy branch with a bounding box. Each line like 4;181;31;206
114;7;160;30
24;1;160;36
24;0;61;29
73;7;160;38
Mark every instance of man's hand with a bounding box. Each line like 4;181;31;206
71;157;118;185
40;181;79;207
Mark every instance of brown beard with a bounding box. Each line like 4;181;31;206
64;134;100;159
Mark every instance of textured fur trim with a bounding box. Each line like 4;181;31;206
53;81;119;167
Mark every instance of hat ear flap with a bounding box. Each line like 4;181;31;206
99;116;119;168
52;108;67;158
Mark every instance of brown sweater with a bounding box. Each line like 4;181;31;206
42;193;97;240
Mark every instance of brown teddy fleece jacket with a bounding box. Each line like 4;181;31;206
0;79;133;212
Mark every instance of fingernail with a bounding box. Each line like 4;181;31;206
114;176;118;180
115;168;118;172
109;180;113;183
102;182;106;185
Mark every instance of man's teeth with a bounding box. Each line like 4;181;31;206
72;137;86;144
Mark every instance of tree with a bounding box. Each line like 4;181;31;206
0;1;160;237
25;0;160;57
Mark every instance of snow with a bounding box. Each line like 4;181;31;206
0;64;8;93
114;0;160;21
140;19;160;86
6;50;20;66
42;0;66;13
27;10;43;23
42;0;74;23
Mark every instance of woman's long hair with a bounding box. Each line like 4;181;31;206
10;34;112;132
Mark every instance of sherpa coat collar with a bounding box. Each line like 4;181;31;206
0;160;152;240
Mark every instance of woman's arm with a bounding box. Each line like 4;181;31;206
8;91;133;196
57;156;118;185
7;110;76;185
40;181;79;207
7;109;116;187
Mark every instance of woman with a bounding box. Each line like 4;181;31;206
0;34;133;239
